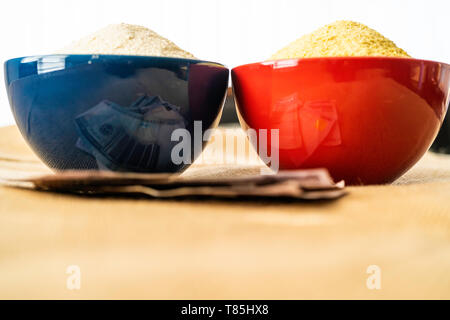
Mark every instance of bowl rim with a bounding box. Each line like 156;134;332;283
4;53;227;68
232;56;450;71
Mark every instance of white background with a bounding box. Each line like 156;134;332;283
1;0;449;126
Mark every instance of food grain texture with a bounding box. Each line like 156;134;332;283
270;20;410;60
57;23;196;59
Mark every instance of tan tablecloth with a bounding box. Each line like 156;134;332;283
0;125;450;299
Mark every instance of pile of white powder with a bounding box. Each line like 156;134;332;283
57;23;196;59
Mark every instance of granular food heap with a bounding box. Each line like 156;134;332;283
270;20;410;60
58;23;196;59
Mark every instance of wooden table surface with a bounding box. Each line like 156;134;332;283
1;125;450;299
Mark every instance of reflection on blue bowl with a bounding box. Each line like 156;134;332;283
4;55;229;173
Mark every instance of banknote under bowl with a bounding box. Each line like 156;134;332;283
4;54;229;173
232;57;450;185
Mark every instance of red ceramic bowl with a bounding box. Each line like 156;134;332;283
232;57;450;185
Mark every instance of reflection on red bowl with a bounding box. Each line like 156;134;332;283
232;57;450;185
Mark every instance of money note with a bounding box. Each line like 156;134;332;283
2;168;347;201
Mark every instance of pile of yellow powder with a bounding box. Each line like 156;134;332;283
57;23;196;59
270;21;410;60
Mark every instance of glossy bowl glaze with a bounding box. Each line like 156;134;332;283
4;55;229;173
232;57;450;185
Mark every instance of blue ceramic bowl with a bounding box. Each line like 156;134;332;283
4;55;229;173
